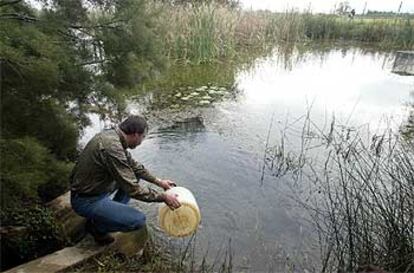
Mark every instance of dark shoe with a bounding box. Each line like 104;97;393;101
85;220;115;245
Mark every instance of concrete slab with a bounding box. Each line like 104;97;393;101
5;191;149;273
4;227;148;273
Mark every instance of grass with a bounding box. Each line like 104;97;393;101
148;2;414;64
70;231;234;273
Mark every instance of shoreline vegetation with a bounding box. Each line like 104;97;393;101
153;2;413;65
262;114;414;273
1;0;413;272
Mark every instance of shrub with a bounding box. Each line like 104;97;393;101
0;137;73;208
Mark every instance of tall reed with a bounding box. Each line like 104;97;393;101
151;2;240;64
264;115;414;272
149;2;414;64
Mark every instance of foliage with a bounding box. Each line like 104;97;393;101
0;206;65;270
0;0;166;198
0;0;167;144
151;2;413;65
0;0;166;265
336;1;351;15
158;0;240;9
365;10;414;19
0;137;73;208
153;2;241;64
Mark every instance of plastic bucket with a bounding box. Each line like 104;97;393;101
159;187;201;237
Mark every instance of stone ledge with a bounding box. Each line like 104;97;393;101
4;191;149;273
4;227;148;273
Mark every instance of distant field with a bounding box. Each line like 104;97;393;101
347;16;413;24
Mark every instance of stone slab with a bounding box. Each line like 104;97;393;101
4;191;149;273
46;191;86;243
4;227;148;273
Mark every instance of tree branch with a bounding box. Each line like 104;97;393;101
0;13;37;22
0;0;22;7
77;59;111;66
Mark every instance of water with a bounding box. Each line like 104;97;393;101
81;46;413;272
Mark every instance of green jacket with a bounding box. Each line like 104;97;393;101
70;127;164;202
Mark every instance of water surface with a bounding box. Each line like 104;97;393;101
82;46;413;272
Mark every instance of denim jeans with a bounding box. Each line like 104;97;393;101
71;189;146;234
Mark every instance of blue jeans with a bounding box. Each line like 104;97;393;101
71;189;146;234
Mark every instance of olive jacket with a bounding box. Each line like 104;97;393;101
70;127;163;202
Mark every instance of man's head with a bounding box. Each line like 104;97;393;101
119;115;148;149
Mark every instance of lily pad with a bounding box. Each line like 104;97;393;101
201;95;212;100
196;86;208;92
199;100;211;105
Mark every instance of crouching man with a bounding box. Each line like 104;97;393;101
70;115;181;245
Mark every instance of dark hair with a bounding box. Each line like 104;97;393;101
119;115;148;135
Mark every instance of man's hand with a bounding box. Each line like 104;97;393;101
163;193;181;210
157;179;177;190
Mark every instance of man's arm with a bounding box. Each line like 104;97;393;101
125;151;157;182
103;146;164;202
126;151;176;190
106;152;180;208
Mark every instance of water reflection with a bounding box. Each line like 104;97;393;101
237;47;411;131
81;45;412;272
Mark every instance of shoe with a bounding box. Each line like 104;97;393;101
85;220;115;245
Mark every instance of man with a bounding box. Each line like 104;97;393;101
70;115;181;245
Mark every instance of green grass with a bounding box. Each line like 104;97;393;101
302;15;414;47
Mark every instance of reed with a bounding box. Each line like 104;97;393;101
151;2;240;64
149;2;414;64
263;114;414;272
70;232;234;273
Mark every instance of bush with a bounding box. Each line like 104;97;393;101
0;206;65;270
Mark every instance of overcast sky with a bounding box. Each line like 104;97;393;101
241;0;414;13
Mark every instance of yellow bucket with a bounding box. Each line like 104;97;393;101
159;187;201;237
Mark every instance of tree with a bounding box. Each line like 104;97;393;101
158;0;240;8
336;1;351;15
1;0;167;154
0;0;167;229
1;0;168;265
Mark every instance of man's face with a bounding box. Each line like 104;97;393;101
128;132;146;149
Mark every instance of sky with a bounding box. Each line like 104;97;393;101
240;0;414;14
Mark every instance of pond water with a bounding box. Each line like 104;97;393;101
81;46;413;272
